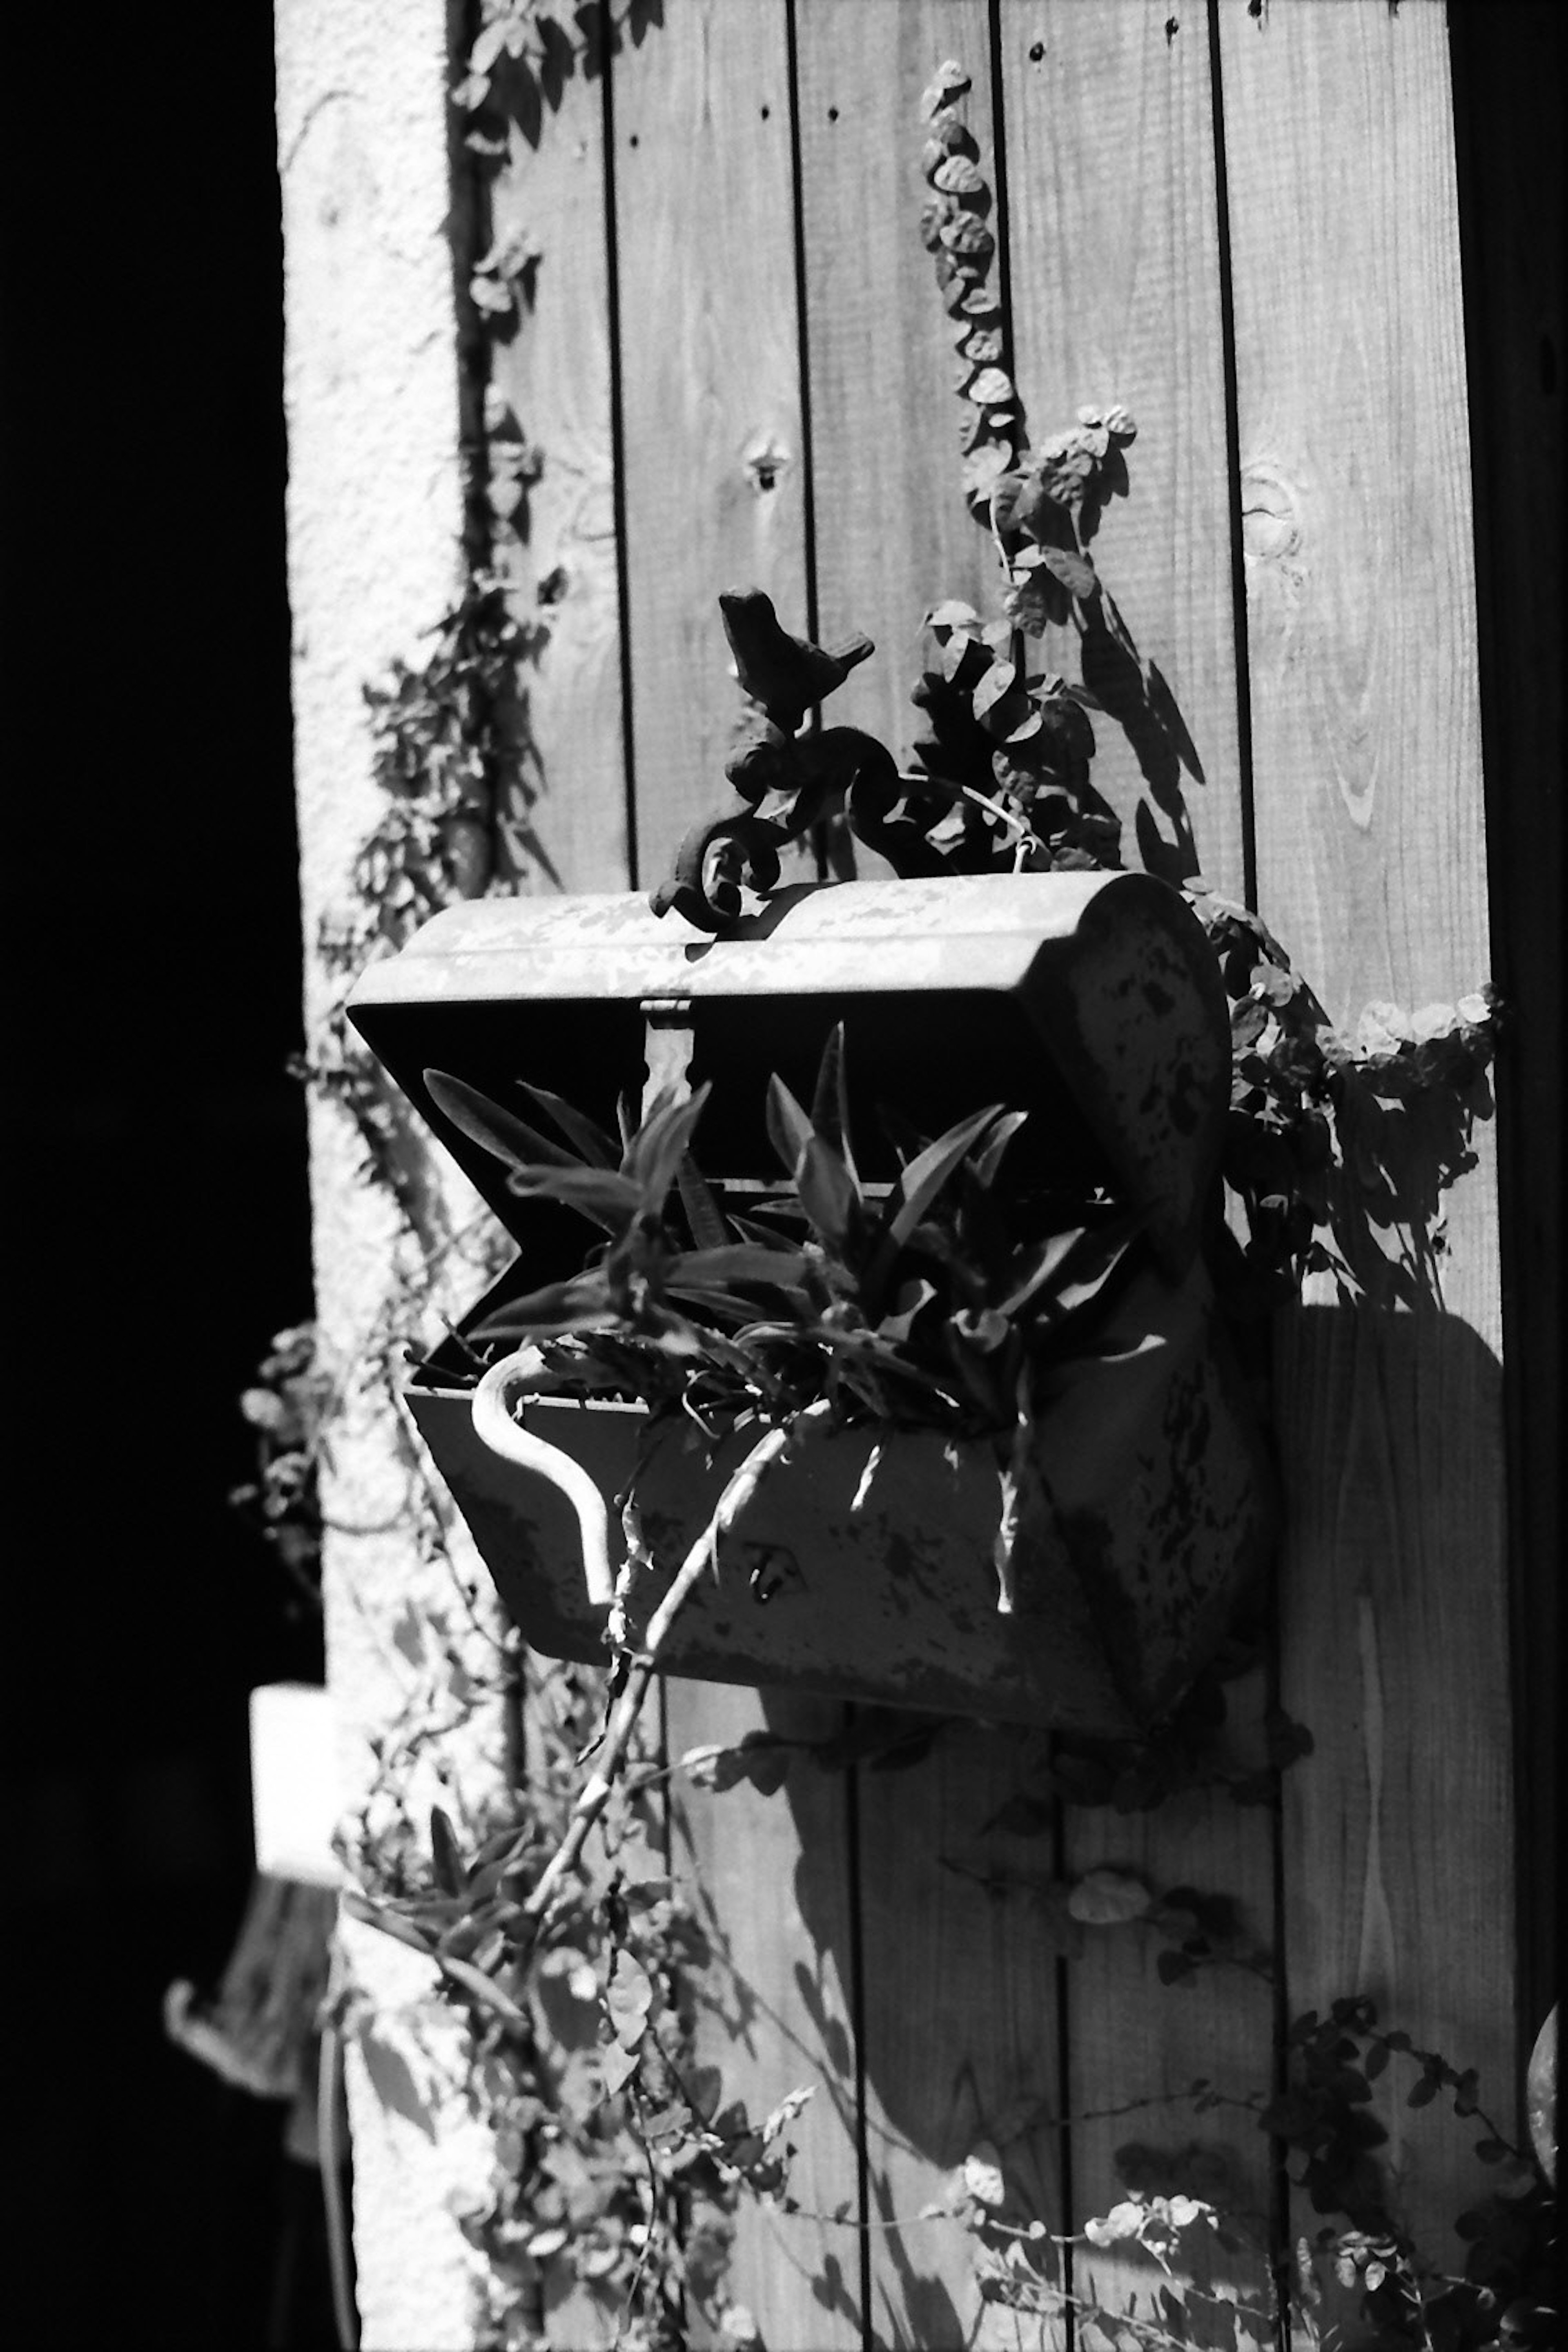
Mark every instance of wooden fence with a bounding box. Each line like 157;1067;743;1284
470;1;1552;2341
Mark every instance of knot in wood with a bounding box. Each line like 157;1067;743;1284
1241;462;1303;563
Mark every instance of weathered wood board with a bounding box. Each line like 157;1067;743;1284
1004;0;1251;905
1219;0;1515;2285
611;0;809;888
484;51;628;893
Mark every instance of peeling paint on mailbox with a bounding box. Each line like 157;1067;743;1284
350;873;1276;1733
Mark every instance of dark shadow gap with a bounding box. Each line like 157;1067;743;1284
785;0;822;652
1205;0;1258;911
601;33;641;889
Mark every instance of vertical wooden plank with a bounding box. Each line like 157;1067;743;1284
1218;0;1515;2282
612;0;810;888
668;1687;865;2352
797;0;1000;767
1002;10;1274;2341
483;55;629;893
1005;0;1251;902
794;8;1071;2341
611;11;864;2343
856;1726;1071;2351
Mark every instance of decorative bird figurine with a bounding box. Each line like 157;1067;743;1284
718;587;874;736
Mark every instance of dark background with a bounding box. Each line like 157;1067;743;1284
3;12;325;2343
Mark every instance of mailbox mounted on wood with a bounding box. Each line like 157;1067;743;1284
348;871;1275;1735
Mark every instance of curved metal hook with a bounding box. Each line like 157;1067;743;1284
471;1348;615;1608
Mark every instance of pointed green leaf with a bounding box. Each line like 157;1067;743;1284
765;1072;814;1178
515;1081;619;1169
506;1166;643;1228
676;1155;728;1250
469;1269;616;1341
809;1025;859;1187
728;1212;805;1252
886;1106;1004;1249
430;1806;466;1898
624;1083;712;1212
970;1109;1028;1189
668;1245;811;1290
797;1134;862;1253
1029;1216;1144;1324
438;1954;528;2025
424;1068;576;1172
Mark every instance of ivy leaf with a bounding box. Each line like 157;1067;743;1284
605;1949;654;2032
920;60;972;118
1041;546;1098;598
965;365;1016;406
927;599;982;634
919;198;953;252
600;2040;641;2097
1067;1866;1152;1925
940;214;994;262
962;443;1012;503
970;657;1017;720
962;2147;1006;2208
933;155;986;196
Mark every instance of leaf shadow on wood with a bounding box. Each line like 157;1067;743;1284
1321;1061;1494;1311
757;1701;1071;2343
468;0;667;155
1078;586;1207;890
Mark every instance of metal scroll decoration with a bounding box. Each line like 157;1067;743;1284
648;588;1115;935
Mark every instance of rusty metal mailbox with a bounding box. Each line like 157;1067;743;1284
347;871;1275;1735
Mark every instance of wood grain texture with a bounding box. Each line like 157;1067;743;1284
484;58;629;893
1001;11;1275;2336
1003;0;1251;900
1218;0;1516;2276
1063;1713;1276;2352
854;1723;1068;2351
665;1682;865;2352
610;0;809;889
795;0;1001;768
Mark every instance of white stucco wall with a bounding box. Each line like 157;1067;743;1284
275;2;507;2341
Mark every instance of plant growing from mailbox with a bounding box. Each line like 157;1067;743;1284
424;1026;1143;1863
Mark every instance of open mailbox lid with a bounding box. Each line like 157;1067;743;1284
347;870;1231;1276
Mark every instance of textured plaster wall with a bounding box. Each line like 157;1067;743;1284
275;2;505;2341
